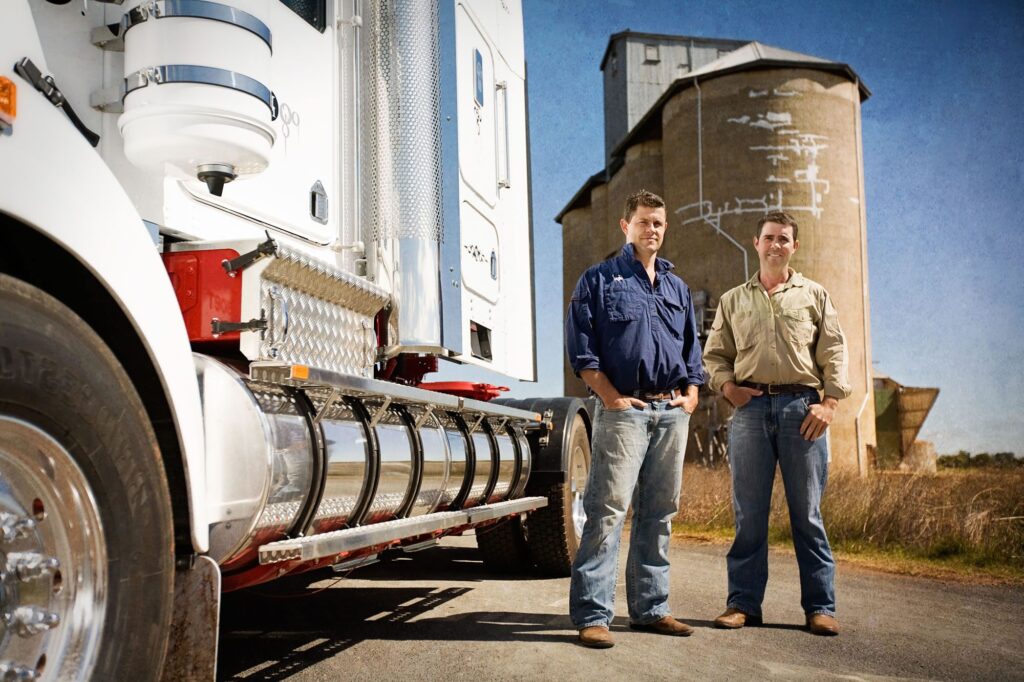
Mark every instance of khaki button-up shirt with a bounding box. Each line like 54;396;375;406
703;270;851;399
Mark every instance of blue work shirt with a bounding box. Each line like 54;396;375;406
565;243;705;395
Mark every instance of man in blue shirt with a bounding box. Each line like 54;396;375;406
565;189;704;648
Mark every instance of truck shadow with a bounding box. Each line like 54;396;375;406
217;544;572;681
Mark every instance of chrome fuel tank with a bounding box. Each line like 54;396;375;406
196;355;313;568
195;354;533;572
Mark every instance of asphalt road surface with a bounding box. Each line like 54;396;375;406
218;535;1024;681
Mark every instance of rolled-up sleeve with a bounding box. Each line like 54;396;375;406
702;303;738;393
565;274;601;375
816;292;851;399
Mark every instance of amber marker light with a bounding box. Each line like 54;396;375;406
291;365;310;381
0;77;16;129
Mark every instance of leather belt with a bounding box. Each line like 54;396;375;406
740;381;816;395
631;388;680;402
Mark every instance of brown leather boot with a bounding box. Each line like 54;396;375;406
629;615;694;637
713;608;763;629
577;625;615;648
807;613;840;636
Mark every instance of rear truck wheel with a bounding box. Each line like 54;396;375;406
0;274;175;681
474;516;532;573
524;413;589;575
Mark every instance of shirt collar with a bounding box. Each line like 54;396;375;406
746;268;805;290
619;243;675;273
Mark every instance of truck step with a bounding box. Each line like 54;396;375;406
257;496;547;565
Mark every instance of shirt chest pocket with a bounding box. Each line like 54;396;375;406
605;282;639;322
779;307;816;346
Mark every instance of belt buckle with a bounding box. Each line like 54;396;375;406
639;389;676;402
767;384;781;395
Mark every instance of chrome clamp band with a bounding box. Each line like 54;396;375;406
125;64;279;119
122;0;273;51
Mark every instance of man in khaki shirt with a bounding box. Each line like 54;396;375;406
703;211;851;636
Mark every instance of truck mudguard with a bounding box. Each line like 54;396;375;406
0;1;207;552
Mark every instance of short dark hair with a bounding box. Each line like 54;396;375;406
623;189;665;222
756;211;799;240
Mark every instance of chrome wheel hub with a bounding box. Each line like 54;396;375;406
569;442;588;540
0;418;107;681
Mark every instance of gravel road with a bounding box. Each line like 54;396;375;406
218;535;1024;681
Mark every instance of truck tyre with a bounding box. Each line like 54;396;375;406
0;274;174;681
525;414;590;576
474;516;532;573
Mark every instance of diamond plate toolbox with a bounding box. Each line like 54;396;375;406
166;238;390;377
247;245;390;376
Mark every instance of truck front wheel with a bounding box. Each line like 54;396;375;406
0;274;174;681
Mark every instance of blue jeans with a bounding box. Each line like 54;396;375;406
726;390;835;618
569;401;690;629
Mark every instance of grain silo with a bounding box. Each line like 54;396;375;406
558;35;876;473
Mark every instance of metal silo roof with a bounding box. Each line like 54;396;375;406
607;40;871;159
685;41;838;78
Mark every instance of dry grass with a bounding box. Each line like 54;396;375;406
676;466;1024;580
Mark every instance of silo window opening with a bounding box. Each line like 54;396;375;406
644;44;660;64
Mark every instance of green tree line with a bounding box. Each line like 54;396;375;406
938;450;1021;468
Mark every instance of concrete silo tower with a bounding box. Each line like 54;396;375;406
558;37;876;473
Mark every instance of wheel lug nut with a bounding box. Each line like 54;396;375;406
3;606;60;637
0;660;39;681
7;553;59;582
0;513;36;544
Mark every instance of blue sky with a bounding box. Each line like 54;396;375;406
438;0;1024;455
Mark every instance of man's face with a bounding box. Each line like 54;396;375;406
620;205;667;255
754;221;798;269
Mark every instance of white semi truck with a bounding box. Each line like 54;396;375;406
0;1;592;678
